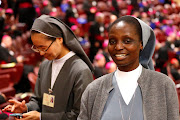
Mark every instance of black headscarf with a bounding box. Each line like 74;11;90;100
31;14;94;72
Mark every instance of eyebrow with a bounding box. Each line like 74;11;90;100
35;45;47;48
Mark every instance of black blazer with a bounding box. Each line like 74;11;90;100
0;45;17;63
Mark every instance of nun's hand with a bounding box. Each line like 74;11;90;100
17;111;40;120
2;100;27;113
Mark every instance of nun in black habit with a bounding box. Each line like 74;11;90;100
3;15;94;120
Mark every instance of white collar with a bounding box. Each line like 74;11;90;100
1;43;6;48
51;51;75;89
53;51;75;63
115;64;142;105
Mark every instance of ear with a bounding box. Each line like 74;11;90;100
57;37;63;44
140;42;143;51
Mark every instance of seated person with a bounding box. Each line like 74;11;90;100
0;35;23;64
93;54;106;79
0;35;33;93
170;58;180;81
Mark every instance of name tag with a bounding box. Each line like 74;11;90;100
43;93;55;108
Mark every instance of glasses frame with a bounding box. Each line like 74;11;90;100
31;40;55;53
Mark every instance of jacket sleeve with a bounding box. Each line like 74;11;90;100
165;79;179;120
77;85;90;120
41;68;93;120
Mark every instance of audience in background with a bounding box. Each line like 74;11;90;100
170;58;180;81
0;35;34;93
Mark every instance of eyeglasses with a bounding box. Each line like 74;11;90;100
31;40;55;53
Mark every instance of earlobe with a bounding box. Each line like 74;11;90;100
141;46;143;51
140;44;143;51
57;37;63;44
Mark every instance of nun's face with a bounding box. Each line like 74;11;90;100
31;33;66;60
108;21;143;71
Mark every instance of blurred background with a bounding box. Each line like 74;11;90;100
0;0;179;117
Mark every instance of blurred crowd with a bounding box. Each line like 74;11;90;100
0;0;180;95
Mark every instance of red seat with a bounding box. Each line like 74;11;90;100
28;72;37;92
0;74;11;89
0;63;23;85
0;74;16;97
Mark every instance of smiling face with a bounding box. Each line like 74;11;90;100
108;21;143;71
31;32;69;60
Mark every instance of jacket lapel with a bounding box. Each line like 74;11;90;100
91;73;114;120
137;67;148;120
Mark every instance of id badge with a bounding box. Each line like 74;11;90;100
43;93;55;108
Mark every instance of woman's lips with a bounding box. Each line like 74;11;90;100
115;54;127;60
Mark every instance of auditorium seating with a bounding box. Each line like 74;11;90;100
0;74;16;98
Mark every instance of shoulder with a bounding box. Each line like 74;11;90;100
39;59;50;68
85;73;113;93
0;45;7;51
70;55;91;71
38;59;51;72
143;68;175;86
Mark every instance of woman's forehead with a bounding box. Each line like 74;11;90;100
110;22;137;33
31;33;50;45
31;32;47;39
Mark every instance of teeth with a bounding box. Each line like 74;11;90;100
115;54;126;57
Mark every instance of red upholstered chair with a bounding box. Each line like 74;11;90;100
0;63;24;86
0;74;16;97
28;72;37;92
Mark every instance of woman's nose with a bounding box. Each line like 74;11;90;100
115;42;124;50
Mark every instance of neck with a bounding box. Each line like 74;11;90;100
118;64;139;72
57;46;70;59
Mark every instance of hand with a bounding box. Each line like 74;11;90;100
2;100;27;113
15;111;40;120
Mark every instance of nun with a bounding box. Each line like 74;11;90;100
78;15;179;120
3;14;94;120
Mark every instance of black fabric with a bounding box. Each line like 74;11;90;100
0;45;17;63
0;95;6;104
0;113;8;119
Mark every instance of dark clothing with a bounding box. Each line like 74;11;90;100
0;94;6;104
27;55;93;120
89;22;105;62
156;41;174;75
65;7;76;27
94;66;105;79
0;45;33;92
14;0;36;30
171;68;180;81
0;45;17;63
112;0;119;17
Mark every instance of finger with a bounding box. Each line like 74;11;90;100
11;104;16;112
2;105;12;111
21;100;26;107
22;113;29;118
9;99;19;104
